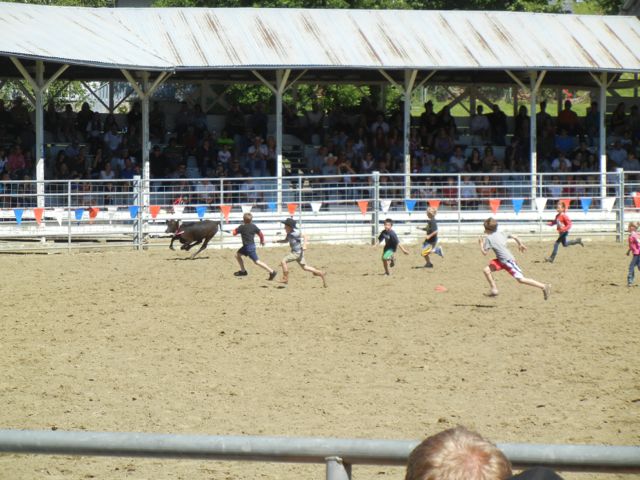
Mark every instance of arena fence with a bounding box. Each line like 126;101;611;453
0;429;639;478
0;170;639;252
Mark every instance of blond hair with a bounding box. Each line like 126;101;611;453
243;212;253;223
427;207;438;217
405;427;512;480
483;217;498;233
629;221;639;230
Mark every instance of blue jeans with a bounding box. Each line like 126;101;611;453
628;255;640;285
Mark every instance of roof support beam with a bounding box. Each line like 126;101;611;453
10;57;69;208
252;69;292;213
403;69;417;199
121;69;171;207
505;70;528;91
81;81;110;111
377;69;401;90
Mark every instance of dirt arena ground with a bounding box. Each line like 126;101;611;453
0;239;638;480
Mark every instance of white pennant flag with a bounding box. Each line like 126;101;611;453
310;202;322;214
107;206;118;223
535;197;547;215
380;200;392;213
173;204;184;217
52;208;64;227
602;197;616;213
241;204;253;213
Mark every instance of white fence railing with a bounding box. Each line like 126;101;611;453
0;171;638;251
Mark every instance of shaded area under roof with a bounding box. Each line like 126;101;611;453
0;3;639;87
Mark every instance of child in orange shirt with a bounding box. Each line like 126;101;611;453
545;201;583;263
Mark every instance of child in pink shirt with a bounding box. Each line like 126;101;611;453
627;222;640;287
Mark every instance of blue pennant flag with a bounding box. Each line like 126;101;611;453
267;202;277;212
512;198;524;215
14;208;24;224
404;199;417;212
580;197;592;214
196;205;207;218
74;208;84;221
129;205;139;219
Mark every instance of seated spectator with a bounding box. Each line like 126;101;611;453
247;135;268;177
623;150;640;171
554;128;576;154
448;146;466;173
608;140;628;167
470;105;490;142
120;157;136;180
6;144;26;179
405;426;512;480
466;147;482;173
370;113;389;135
174;102;192;141
482;146;498;171
103;124;123;156
163;137;184;171
551;151;571;172
100;161;116;181
433;128;454;159
265;135;277;176
0;146;7;174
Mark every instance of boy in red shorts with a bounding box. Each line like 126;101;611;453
479;217;551;300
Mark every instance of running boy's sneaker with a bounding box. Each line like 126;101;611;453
577;238;584;247
390;256;396;268
543;284;551;300
434;246;444;258
234;270;248;276
268;271;277;281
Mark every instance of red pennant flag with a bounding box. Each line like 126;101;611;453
489;198;501;214
33;207;44;225
428;199;441;209
560;198;571;210
150;205;161;219
287;203;298;216
89;207;100;219
357;200;368;215
220;204;232;221
633;192;640;209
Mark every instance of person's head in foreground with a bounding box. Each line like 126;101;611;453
405;426;512;480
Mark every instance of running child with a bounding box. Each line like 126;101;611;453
545;200;583;263
420;206;444;268
375;218;409;275
275;217;327;287
232;212;277;280
627;221;640;287
480;217;551;300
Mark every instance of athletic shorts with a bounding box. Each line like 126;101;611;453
283;251;306;265
238;244;259;262
382;249;395;261
421;242;436;257
489;258;524;279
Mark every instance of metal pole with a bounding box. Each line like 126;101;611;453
276;70;284;214
141;72;150;212
617;167;624;243
529;71;538;205
67;181;72;252
35;61;45;209
403;70;417;199
1;430;639;473
372;171;380;245
326;456;351;480
599;72;607;200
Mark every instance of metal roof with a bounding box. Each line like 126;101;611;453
0;3;639;80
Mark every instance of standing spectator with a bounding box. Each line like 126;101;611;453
609;102;627;138
76;102;93;140
249;102;268;141
557;99;579;136
103;124;123;156
583;101;600;145
469;104;490;142
59;104;76;142
536;100;553;136
488;104;507;146
247;135;268;177
225;103;246;142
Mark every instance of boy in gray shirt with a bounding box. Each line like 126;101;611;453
479;217;550;300
275;218;327;287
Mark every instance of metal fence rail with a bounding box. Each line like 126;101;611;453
0;429;639;478
0;171;639;251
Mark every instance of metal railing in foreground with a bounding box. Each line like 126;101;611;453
0;429;638;478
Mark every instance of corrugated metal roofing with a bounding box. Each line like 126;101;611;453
0;2;639;73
